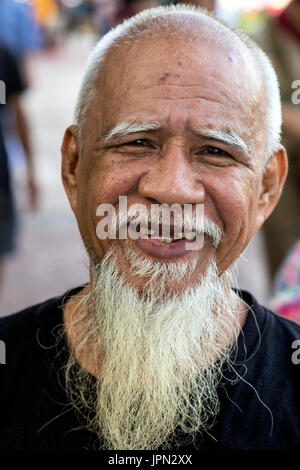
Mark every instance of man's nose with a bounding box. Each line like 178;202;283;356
137;146;205;205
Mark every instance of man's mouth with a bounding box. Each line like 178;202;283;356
138;225;196;242
127;224;199;259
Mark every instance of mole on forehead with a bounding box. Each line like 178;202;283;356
102;41;260;105
103;38;252;94
158;73;182;83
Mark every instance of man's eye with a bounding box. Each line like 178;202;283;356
203;147;231;156
125;139;152;147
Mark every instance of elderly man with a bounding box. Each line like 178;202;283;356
0;5;299;451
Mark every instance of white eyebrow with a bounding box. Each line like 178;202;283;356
196;128;249;153
103;122;249;154
103;121;161;143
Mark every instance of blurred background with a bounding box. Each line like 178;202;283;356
0;0;299;321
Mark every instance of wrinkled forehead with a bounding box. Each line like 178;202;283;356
101;26;263;93
76;21;268;165
93;34;265;149
99;35;264;119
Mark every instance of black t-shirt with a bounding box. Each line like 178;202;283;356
0;44;25;194
0;287;300;450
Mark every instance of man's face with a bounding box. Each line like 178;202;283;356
63;36;283;291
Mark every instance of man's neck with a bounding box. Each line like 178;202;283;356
63;285;101;377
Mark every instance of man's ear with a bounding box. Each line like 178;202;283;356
61;125;80;213
256;146;288;229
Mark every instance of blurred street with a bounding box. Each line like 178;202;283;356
0;34;97;315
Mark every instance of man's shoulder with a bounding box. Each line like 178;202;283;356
0;285;85;342
261;302;300;341
0;295;63;343
238;289;300;366
263;306;300;368
0;287;84;383
241;289;300;335
0;292;75;449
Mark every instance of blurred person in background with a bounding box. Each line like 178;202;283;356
270;240;300;323
0;0;39;225
115;0;161;25
32;0;59;27
31;0;60;49
0;0;41;82
175;0;215;11
0;119;13;289
60;0;95;32
252;0;300;278
0;45;37;291
115;1;216;34
0;0;39;212
92;0;120;35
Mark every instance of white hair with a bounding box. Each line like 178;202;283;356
74;4;282;163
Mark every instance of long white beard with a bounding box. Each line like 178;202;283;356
64;247;240;450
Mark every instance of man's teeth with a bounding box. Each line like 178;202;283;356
183;231;196;240
174;231;195;240
139;226;196;242
156;237;173;243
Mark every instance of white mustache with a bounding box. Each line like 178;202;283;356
115;206;223;248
